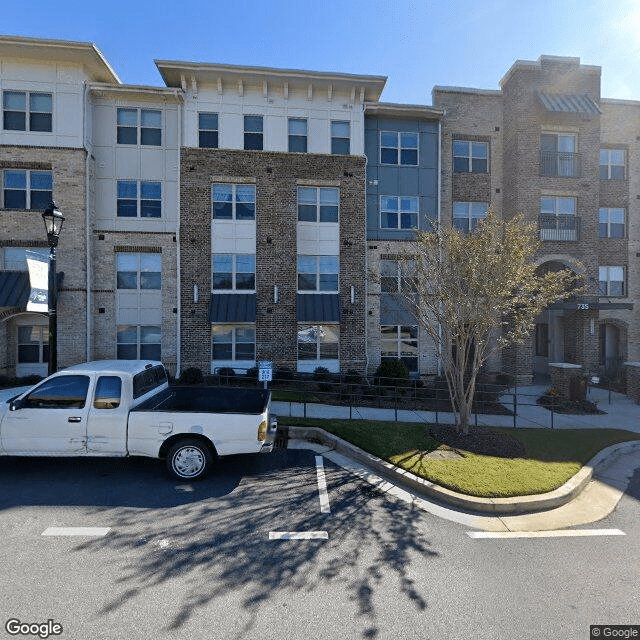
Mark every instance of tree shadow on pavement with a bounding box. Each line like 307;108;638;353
72;450;439;639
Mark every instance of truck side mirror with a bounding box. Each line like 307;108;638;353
9;398;23;411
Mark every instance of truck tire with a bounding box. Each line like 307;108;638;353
166;438;213;481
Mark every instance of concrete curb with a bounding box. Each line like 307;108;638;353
285;425;640;515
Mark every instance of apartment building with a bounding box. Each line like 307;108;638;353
434;55;637;382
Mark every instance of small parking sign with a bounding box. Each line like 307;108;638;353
258;361;273;382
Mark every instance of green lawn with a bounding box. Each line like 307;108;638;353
278;417;640;498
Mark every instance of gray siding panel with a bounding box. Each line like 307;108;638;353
209;294;256;323
297;294;340;322
0;271;30;309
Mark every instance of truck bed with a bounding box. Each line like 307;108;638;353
131;385;270;415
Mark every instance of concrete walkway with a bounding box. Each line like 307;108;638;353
273;384;640;433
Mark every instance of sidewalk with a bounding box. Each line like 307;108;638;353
272;384;640;434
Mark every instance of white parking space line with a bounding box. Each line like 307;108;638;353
269;531;329;540
42;527;111;537
467;529;625;539
315;455;331;513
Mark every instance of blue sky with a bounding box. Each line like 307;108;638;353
4;0;640;103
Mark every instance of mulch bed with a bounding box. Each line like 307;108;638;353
536;394;605;415
429;425;526;459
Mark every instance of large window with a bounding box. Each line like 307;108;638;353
453;140;488;173
600;149;625;180
244;115;263;150
3;91;52;132
297;255;339;292
23;375;90;409
212;184;256;220
2;170;52;210
117;181;161;218
540;196;577;241
17;325;48;366
380;131;418;165
212;325;255;361
380;196;418;230
117;108;162;146
297;187;339;223
540;133;578;177
380;259;415;293
297;324;339;361
599;266;625;297
452;201;488;233
199;113;219;148
288;118;307;152
381;325;418;372
116;253;161;290
599;208;625;238
3;247;49;270
117;325;161;360
331;121;350;155
212;254;256;291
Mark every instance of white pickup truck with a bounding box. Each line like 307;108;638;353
0;360;277;480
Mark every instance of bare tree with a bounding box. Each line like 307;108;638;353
395;209;579;434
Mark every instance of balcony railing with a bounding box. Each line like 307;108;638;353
540;214;580;241
540;152;582;177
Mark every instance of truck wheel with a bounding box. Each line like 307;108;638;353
166;438;213;481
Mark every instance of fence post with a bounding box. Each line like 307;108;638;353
394;386;398;422
304;390;307;419
513;392;517;429
550;399;554;430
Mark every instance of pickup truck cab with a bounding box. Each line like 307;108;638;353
0;360;277;480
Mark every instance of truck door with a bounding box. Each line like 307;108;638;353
86;375;128;455
1;374;91;454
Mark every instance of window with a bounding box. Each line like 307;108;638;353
331;121;350;155
540;196;577;241
117;108;161;146
117;181;161;218
212;254;256;291
2;170;52;210
116;253;161;290
380;131;418;165
453;140;488;173
288;118;307;152
380;196;419;230
540;133;578;176
17;325;48;365
380;259;415;293
3;91;52;132
132;365;167;398
599;266;625;297
297;255;339;292
23;375;90;409
4;247;48;270
381;325;418;372
452;201;488;233
199;112;219;148
600;149;625;180
117;325;161;360
93;376;122;410
297;324;339;360
212;184;256;220
212;325;255;361
244;115;263;150
535;323;549;357
297;186;339;222
599;208;625;238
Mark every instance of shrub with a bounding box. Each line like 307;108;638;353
374;359;409;387
313;366;334;394
246;367;259;380
177;367;204;385
343;369;362;385
217;367;236;383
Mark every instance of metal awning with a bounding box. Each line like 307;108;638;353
0;271;30;309
209;294;256;323
538;92;601;115
297;294;340;322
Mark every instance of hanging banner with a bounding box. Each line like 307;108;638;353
26;250;49;312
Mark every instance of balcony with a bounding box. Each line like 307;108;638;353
540;214;580;241
540;152;582;178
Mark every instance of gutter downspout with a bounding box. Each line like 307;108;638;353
437;115;443;376
176;93;184;376
84;81;92;363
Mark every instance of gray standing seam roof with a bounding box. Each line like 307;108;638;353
538;92;601;115
297;294;340;322
209;294;256;323
0;271;30;309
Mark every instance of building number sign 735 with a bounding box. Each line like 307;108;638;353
577;303;589;310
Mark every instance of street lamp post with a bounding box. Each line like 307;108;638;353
42;202;65;376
